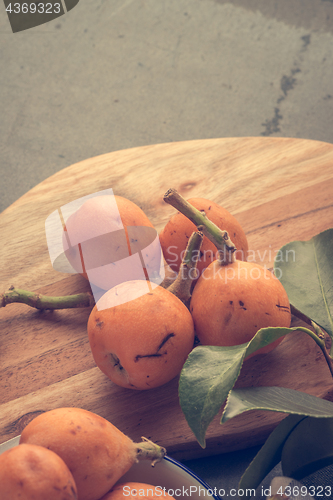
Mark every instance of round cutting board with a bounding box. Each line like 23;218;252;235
1;136;333;460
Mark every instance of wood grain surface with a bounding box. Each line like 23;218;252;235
1;137;333;460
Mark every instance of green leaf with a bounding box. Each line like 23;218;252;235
222;386;333;422
235;387;333;493
274;228;333;344
179;327;293;447
238;413;306;493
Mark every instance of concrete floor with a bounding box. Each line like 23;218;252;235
1;0;333;492
1;0;333;213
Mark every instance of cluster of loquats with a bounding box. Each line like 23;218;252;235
81;189;291;390
0;407;167;500
0;188;291;392
0;189;292;499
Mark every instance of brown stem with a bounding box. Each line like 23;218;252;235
159;267;178;289
311;320;333;374
163;188;237;263
0;287;95;310
167;231;203;304
290;303;313;326
290;304;333;362
297;325;333;378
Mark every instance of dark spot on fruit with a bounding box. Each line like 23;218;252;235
135;353;162;362
135;333;174;362
208;206;212;210
111;353;124;370
239;300;244;306
70;429;76;435
224;312;232;325
276;304;290;312
96;321;103;328
158;332;175;350
229;300;233;305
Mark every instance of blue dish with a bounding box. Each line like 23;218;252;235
118;454;221;500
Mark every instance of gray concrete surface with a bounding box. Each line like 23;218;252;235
1;0;333;213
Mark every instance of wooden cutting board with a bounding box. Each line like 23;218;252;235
1;137;333;461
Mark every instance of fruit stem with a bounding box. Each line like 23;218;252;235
135;437;167;466
290;304;333;360
167;231;203;304
0;286;95;310
159;271;178;290
290;303;313;326
297;325;333;378
163;188;237;262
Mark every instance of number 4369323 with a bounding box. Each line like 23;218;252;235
5;3;62;14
